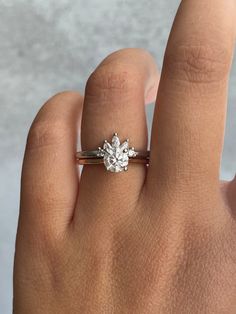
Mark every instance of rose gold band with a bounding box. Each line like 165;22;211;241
76;151;150;165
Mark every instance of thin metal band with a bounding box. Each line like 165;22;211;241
76;150;150;165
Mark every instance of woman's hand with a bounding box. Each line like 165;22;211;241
14;0;236;313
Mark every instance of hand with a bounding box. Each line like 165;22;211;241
14;0;236;313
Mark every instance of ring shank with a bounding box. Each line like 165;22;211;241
76;150;150;165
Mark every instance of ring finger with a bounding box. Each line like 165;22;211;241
76;48;159;220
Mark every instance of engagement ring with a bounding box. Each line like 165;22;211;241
76;133;150;173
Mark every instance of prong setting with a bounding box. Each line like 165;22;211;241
98;133;137;173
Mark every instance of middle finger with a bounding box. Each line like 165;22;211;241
148;0;236;199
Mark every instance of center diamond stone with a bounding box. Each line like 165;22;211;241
97;133;137;173
104;147;129;173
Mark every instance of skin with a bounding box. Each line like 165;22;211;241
14;0;236;313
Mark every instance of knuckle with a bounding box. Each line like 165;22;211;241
46;90;82;104
85;63;142;98
26;119;68;150
165;43;232;83
26;90;82;151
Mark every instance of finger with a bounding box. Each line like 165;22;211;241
19;92;83;236
145;72;159;105
77;48;158;218
148;0;236;196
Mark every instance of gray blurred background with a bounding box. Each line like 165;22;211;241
0;0;235;312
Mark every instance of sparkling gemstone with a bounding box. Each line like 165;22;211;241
103;141;113;155
120;140;129;151
104;148;129;172
112;134;120;147
128;148;137;157
101;134;132;172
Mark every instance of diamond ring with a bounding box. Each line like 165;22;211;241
76;133;150;173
